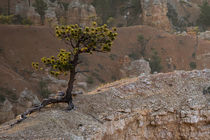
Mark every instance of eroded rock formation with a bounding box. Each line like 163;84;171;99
0;69;209;139
0;0;96;25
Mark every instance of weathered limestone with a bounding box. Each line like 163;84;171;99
0;69;209;139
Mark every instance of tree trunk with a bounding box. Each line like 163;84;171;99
28;0;31;7
65;53;79;110
41;15;45;25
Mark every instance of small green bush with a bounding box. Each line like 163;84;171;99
111;75;117;81
107;17;114;27
109;54;117;60
198;0;210;29
137;34;144;44
0;87;17;101
149;51;162;73
137;34;150;57
192;52;196;59
0;94;6;103
0;15;13;24
128;51;140;60
0;14;33;25
86;76;94;84
189;62;197;69
38;79;51;98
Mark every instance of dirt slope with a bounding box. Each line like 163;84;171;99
1;24;210;123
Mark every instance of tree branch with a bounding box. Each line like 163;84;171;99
76;70;89;73
10;97;68;127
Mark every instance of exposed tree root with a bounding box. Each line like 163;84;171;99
10;97;71;127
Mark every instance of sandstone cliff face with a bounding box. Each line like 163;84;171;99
3;0;96;25
0;0;208;30
141;0;172;31
0;69;209;140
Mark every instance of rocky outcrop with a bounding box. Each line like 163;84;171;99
2;0;96;25
199;31;210;40
140;0;203;31
121;57;151;78
141;0;172;31
0;99;15;124
0;69;209;139
18;88;40;108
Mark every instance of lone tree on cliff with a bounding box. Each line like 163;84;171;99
33;0;48;25
11;22;117;126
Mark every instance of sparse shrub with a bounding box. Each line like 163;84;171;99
0;94;6;103
50;0;56;3
0;87;17;101
149;51;162;73
107;17;114;27
38;79;51;98
0;14;33;25
88;15;103;25
117;23;123;27
128;51;140;60
0;15;13;24
137;34;150;57
60;2;69;11
197;0;210;29
21;18;33;25
111;75;117;81
137;34;144;44
86;76;94;84
203;86;210;95
192;52;196;59
189;61;197;69
59;16;66;25
109;53;117;60
33;0;48;25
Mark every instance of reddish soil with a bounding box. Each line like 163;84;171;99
0;24;210;117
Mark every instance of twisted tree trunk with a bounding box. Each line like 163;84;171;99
10;54;79;126
65;53;79;110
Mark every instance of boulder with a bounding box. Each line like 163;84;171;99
0;99;15;124
18;88;41;107
121;58;151;78
199;31;210;40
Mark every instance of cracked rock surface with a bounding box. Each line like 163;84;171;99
0;70;210;140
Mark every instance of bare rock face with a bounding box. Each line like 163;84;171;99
140;0;202;31
141;0;172;31
11;0;96;25
0;69;210;139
